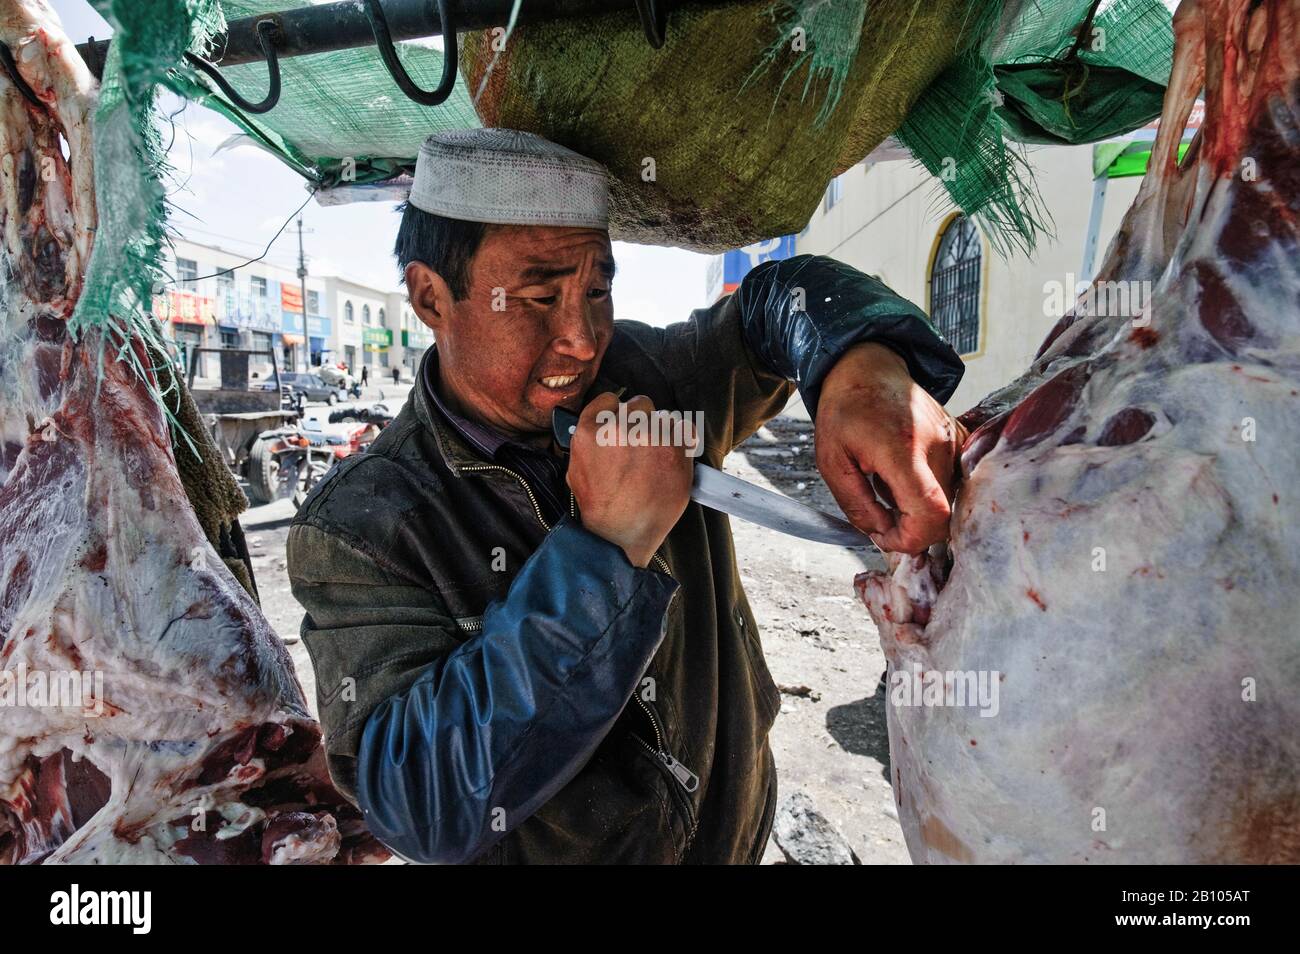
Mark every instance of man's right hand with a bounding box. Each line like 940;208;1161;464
566;392;694;568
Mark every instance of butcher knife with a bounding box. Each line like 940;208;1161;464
552;407;874;548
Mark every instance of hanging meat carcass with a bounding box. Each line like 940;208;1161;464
857;0;1300;863
0;0;385;864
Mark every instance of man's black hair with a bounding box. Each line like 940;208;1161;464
394;201;490;301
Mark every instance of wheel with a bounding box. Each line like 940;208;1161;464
246;439;304;506
245;437;279;506
293;453;332;509
328;392;338;405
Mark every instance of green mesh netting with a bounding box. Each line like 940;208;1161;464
894;0;1047;257
895;0;1175;255
77;0;259;595
190;0;483;187
743;0;870;128
994;0;1174;145
78;0;224;438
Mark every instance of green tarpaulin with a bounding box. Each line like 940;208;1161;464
993;0;1173;145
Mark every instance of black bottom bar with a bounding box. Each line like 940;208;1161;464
11;862;1293;940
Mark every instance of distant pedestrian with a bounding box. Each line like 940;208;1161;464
392;367;401;385
360;365;369;387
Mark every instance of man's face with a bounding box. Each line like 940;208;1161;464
408;224;615;439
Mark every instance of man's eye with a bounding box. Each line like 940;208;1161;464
527;295;557;306
588;287;610;299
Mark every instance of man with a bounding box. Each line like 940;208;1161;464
360;364;369;387
287;128;966;864
392;366;401;386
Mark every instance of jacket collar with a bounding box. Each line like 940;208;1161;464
411;347;487;474
413;345;621;475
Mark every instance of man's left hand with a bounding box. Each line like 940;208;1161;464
814;342;968;554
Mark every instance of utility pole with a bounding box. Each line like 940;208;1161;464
296;215;310;372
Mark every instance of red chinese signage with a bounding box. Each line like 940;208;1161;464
154;291;215;326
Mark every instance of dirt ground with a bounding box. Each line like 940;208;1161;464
242;394;907;864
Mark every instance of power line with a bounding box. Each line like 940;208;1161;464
174;238;299;266
161;188;317;286
171;222;302;258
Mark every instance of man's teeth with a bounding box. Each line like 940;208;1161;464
541;374;579;389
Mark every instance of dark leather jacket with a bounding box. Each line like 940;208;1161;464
286;255;962;864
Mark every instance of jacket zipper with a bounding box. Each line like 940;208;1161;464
630;697;700;854
632;694;699;794
459;462;555;531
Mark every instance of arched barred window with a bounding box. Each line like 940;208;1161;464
928;214;981;355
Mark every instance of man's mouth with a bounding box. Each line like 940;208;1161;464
539;373;581;390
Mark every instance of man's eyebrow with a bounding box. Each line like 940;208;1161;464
517;258;617;282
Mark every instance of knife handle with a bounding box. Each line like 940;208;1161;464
552;407;579;450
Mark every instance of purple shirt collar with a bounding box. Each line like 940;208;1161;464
423;348;520;461
423;348;573;525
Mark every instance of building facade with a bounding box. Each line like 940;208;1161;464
709;144;1144;416
323;276;390;379
156;239;432;384
394;300;434;377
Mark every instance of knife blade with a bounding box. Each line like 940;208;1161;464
552;407;874;548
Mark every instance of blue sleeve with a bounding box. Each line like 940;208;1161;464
736;254;965;415
355;518;677;864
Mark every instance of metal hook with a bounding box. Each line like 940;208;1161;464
185;18;282;114
0;42;44;110
634;0;668;49
365;0;458;108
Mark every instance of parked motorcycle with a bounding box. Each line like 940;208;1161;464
290;403;394;507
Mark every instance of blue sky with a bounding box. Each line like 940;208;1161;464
50;1;711;327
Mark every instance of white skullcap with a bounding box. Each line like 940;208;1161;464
408;128;609;229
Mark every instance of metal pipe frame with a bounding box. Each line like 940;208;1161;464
72;0;725;79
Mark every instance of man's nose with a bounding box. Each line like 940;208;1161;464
551;295;599;361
